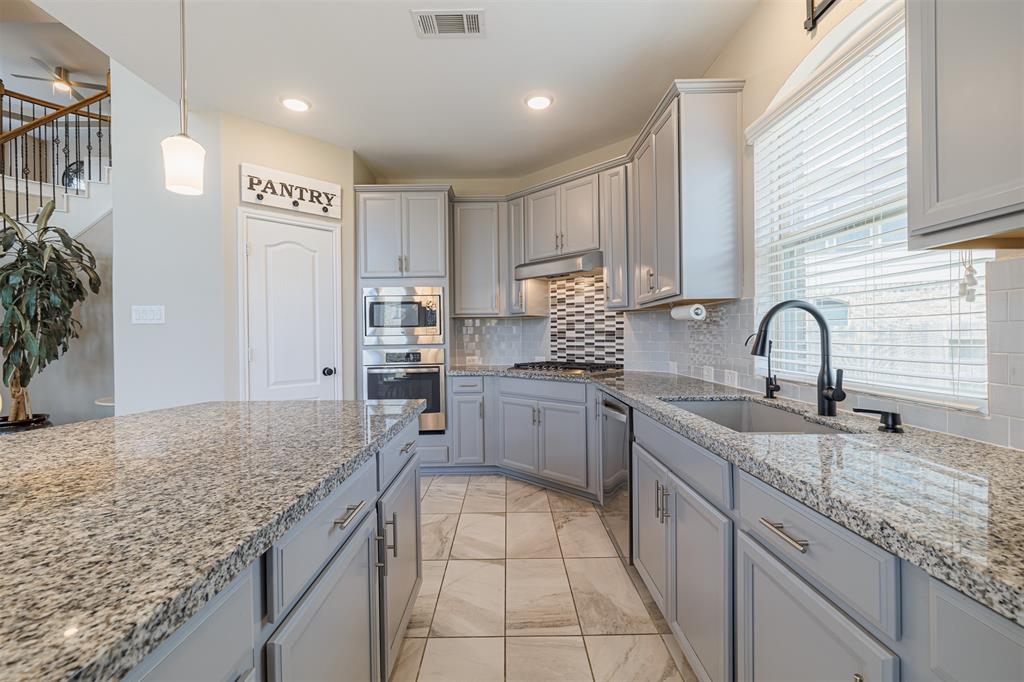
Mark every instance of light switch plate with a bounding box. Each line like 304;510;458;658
724;369;739;387
131;305;165;325
702;366;715;382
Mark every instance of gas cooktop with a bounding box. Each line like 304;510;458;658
512;361;623;374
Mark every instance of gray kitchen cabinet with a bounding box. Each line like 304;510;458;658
907;0;1024;249
507;198;549;316
266;511;380;682
632;443;671;612
498;396;540;474
560;173;600;255
669;472;732;682
453;202;500;315
537;399;588;488
736;531;898;682
634;134;658;305
652;101;681;301
451;393;485;464
358;189;448;278
600;165;629;309
525;186;561;261
378;457;422;678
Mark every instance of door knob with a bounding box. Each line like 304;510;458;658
322;367;336;377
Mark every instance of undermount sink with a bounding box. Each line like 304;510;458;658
663;399;847;435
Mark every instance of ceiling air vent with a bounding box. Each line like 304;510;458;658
411;10;485;38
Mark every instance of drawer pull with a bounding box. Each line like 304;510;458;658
759;517;809;553
333;500;366;530
661;486;670;521
399;441;416;455
655;480;662;520
385;512;399;558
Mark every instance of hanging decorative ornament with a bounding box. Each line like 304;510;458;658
161;0;205;195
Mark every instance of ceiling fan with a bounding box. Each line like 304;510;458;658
9;58;106;101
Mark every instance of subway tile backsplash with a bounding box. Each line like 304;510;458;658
452;316;549;366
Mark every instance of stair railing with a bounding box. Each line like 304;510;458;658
0;77;111;225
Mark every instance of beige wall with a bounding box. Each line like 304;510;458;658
702;0;868;295
218;113;360;400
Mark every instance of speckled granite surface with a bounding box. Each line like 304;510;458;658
452;366;1024;626
0;399;423;681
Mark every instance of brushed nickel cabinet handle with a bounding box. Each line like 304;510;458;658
479;400;484;419
386;511;399;558
333;499;366;530
759;517;809;553
853;675;864;682
655;480;662;520
399;441;416;455
661;486;670;521
397;255;404;273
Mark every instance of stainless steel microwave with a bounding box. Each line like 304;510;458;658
363;287;443;346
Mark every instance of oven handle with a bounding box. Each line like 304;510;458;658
365;367;442;375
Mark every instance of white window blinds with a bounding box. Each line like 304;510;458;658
752;23;991;407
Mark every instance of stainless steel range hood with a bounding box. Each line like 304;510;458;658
514;250;603;280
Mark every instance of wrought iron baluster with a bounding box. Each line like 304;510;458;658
97;97;104;175
51;119;58;207
86;103;92;182
36;104;43;214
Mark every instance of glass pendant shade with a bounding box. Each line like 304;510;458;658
161;133;205;195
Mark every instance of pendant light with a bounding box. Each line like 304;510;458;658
161;0;205;195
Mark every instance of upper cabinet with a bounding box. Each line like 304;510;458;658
907;0;1024;249
357;188;448;278
525;173;600;262
600;165;629;309
453;202;500;316
507;198;549;317
632;82;743;306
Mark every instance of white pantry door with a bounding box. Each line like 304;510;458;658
244;213;338;400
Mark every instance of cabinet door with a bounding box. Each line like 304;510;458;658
670;475;732;682
633;136;658;304
908;0;1024;246
454;203;499;315
266;512;380;682
526;187;560;261
736;532;898;682
498;396;539;474
359;192;404;278
537;400;588;489
632;443;670;612
600;165;629;309
452;394;485;464
652;100;681;301
402;192;447;277
508;198;527;314
378;458;422;678
560;174;600;255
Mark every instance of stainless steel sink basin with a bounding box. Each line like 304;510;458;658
663;399;846;435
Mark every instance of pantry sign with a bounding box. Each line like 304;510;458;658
240;163;341;219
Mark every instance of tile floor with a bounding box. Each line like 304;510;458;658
394;473;697;682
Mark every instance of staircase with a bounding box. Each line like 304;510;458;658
1;78;112;237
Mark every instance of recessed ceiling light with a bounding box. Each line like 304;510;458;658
281;97;311;113
526;95;552;111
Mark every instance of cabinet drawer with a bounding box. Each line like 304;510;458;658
450;376;484;393
634;412;732;510
269;459;377;620
737;471;900;639
378;421;419;492
499;377;586;403
418;445;449;464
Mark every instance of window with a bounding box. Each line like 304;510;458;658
752;22;991;407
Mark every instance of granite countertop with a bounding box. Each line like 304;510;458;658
0;399;424;681
451;366;1024;626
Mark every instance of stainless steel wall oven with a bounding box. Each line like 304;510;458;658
362;349;446;432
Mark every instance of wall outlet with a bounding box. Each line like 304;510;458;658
724;369;739;387
702;366;715;382
131;305;165;325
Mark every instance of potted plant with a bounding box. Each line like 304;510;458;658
0;201;101;425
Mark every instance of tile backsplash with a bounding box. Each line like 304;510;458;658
452;316;549;366
549;272;625;363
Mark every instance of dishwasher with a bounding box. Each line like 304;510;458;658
597;393;631;562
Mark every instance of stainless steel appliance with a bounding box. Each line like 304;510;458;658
363;287;443;346
597;393;631;561
514;250;603;280
363;348;446;432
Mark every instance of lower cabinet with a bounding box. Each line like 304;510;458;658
633;443;671;612
378;457;423;678
266;511;380;682
736;531;899;682
538;400;588;488
451;393;485;464
498;396;541;474
670;473;732;682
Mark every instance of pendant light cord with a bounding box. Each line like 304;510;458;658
178;0;188;136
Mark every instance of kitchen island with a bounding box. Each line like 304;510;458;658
0;399;424;680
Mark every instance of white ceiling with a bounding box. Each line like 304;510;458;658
29;0;756;178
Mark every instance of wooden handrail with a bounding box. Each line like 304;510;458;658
0;88;110;144
0;86;110;123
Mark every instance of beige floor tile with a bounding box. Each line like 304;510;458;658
421;514;459;561
506;512;561;558
585;635;683;682
462;481;506;513
406;561;446;637
506;558;580;636
451;513;506;559
564;558;657;635
506;636;593;681
431;475;471;488
624;563;672;633
390;637;426;682
547;489;597;512
421;484;466;514
431;559;505;636
419;475;434;498
507;479;551;512
661;633;699;682
553;512;618;558
418;637;504;682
